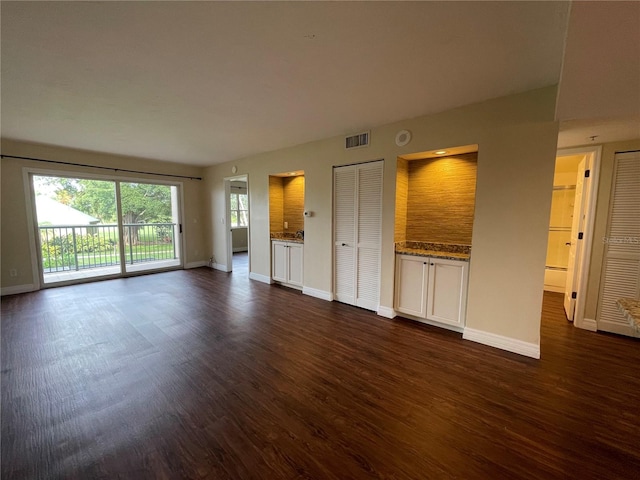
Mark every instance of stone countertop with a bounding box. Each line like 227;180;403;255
616;298;640;333
395;247;470;262
271;236;304;244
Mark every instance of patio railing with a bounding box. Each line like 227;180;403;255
39;223;177;273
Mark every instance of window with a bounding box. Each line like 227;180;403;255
230;191;248;227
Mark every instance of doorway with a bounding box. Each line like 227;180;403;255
544;146;600;330
224;175;250;275
31;173;182;285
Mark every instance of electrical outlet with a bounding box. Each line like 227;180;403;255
284;221;288;229
9;269;17;277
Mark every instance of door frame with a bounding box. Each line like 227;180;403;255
23;167;185;289
555;145;602;331
222;174;250;274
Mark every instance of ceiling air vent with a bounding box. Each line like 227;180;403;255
345;131;370;150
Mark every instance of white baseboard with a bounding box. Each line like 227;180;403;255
233;247;248;253
463;327;540;359
377;306;396;318
212;263;230;272
185;261;208;269
1;283;37;296
577;317;597;332
249;272;272;284
302;287;333;301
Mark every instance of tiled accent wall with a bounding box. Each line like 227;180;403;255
269;176;284;233
405;153;477;245
283;176;305;232
395;158;409;243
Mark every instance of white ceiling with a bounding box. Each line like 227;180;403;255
556;1;640;147
2;1;636;166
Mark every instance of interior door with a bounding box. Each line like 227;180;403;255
564;158;587;320
334;166;357;305
355;162;383;310
597;151;640;336
333;161;383;311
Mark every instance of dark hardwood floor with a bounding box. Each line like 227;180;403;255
2;268;639;479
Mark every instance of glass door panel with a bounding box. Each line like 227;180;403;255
120;182;181;274
33;175;121;284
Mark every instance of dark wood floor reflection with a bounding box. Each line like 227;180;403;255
2;269;639;479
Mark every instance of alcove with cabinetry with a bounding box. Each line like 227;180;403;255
269;171;305;289
394;145;477;331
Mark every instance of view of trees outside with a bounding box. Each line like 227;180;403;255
36;177;172;226
230;192;249;227
34;176;177;273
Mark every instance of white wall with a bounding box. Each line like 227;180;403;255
205;86;559;351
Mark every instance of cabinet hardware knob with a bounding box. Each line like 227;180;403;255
342;243;347;246
430;263;434;266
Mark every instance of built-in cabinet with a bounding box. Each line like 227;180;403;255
272;241;303;288
395;254;468;329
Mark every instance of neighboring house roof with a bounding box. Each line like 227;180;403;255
35;196;100;226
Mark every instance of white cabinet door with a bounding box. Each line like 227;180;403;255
287;243;304;287
426;258;468;327
272;241;287;283
395;255;428;318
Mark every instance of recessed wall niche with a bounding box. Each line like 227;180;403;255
269;172;305;234
395;151;478;245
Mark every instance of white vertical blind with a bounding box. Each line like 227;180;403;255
597;151;640;336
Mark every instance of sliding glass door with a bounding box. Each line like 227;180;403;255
120;182;181;274
32;174;182;285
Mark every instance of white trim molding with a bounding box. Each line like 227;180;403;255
576;317;598;332
302;287;334;302
232;247;248;253
185;261;208;269
1;284;38;296
212;263;231;272
376;306;396;319
463;328;540;359
249;272;272;284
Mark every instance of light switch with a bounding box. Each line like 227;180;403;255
284;221;288;229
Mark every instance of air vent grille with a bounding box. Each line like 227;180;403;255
345;131;370;150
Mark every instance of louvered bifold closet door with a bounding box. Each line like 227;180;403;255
355;162;383;310
597;151;640;336
334;166;357;305
333;161;383;310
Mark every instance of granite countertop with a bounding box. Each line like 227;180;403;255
616;298;640;333
395;241;471;262
271;233;304;244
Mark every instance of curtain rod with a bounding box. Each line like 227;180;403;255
0;154;203;181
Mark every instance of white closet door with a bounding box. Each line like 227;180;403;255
355;162;383;310
334;166;357;305
333;161;383;311
597;151;640;336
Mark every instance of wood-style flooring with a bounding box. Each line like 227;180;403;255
2;262;640;479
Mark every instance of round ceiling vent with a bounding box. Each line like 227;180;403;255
395;129;412;147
